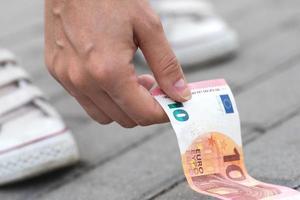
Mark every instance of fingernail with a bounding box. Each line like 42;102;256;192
174;79;192;100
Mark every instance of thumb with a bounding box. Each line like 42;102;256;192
134;10;191;102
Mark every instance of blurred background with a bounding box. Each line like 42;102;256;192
0;0;300;200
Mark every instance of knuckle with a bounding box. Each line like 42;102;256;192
96;67;112;82
68;68;86;90
88;60;115;83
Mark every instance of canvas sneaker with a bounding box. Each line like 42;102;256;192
0;49;79;186
137;0;238;67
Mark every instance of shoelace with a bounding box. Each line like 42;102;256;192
152;0;214;19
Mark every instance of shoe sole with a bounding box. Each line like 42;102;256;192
174;29;239;67
0;128;79;186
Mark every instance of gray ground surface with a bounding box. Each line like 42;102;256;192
0;0;299;199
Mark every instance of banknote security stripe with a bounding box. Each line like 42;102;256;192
153;79;300;200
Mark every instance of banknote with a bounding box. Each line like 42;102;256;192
152;79;300;200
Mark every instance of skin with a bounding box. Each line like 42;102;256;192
45;0;191;128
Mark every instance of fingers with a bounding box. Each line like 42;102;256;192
133;5;191;102
138;74;156;90
107;77;169;125
88;55;168;125
88;89;138;128
49;61;113;125
64;69;138;128
75;95;113;125
48;50;136;127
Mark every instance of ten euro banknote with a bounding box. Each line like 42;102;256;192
152;79;300;200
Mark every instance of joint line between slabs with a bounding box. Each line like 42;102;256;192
50;52;300;106
144;109;300;199
242;13;300;48
34;56;300;199
233;54;300;95
248;105;300;138
20;8;300;199
39;58;300;199
32;128;168;199
145;175;185;200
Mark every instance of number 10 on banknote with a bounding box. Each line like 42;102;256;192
152;79;300;200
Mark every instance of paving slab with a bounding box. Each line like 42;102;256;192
0;80;259;200
34;22;300;106
214;0;300;27
228;1;300;46
55;96;256;177
185;24;300;90
154;182;214;200
35;130;181;200
153;115;300;200
0;84;172;200
1;0;299;105
0;22;43;50
29;62;299;198
238;64;300;129
2;0;300;89
30;59;300;199
34;114;300;200
0;119;170;200
0;0;299;200
244;115;300;187
3;57;292;199
53;97;168;163
0;0;43;38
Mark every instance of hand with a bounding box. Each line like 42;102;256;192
45;0;191;128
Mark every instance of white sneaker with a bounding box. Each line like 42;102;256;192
138;0;238;67
0;49;79;186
